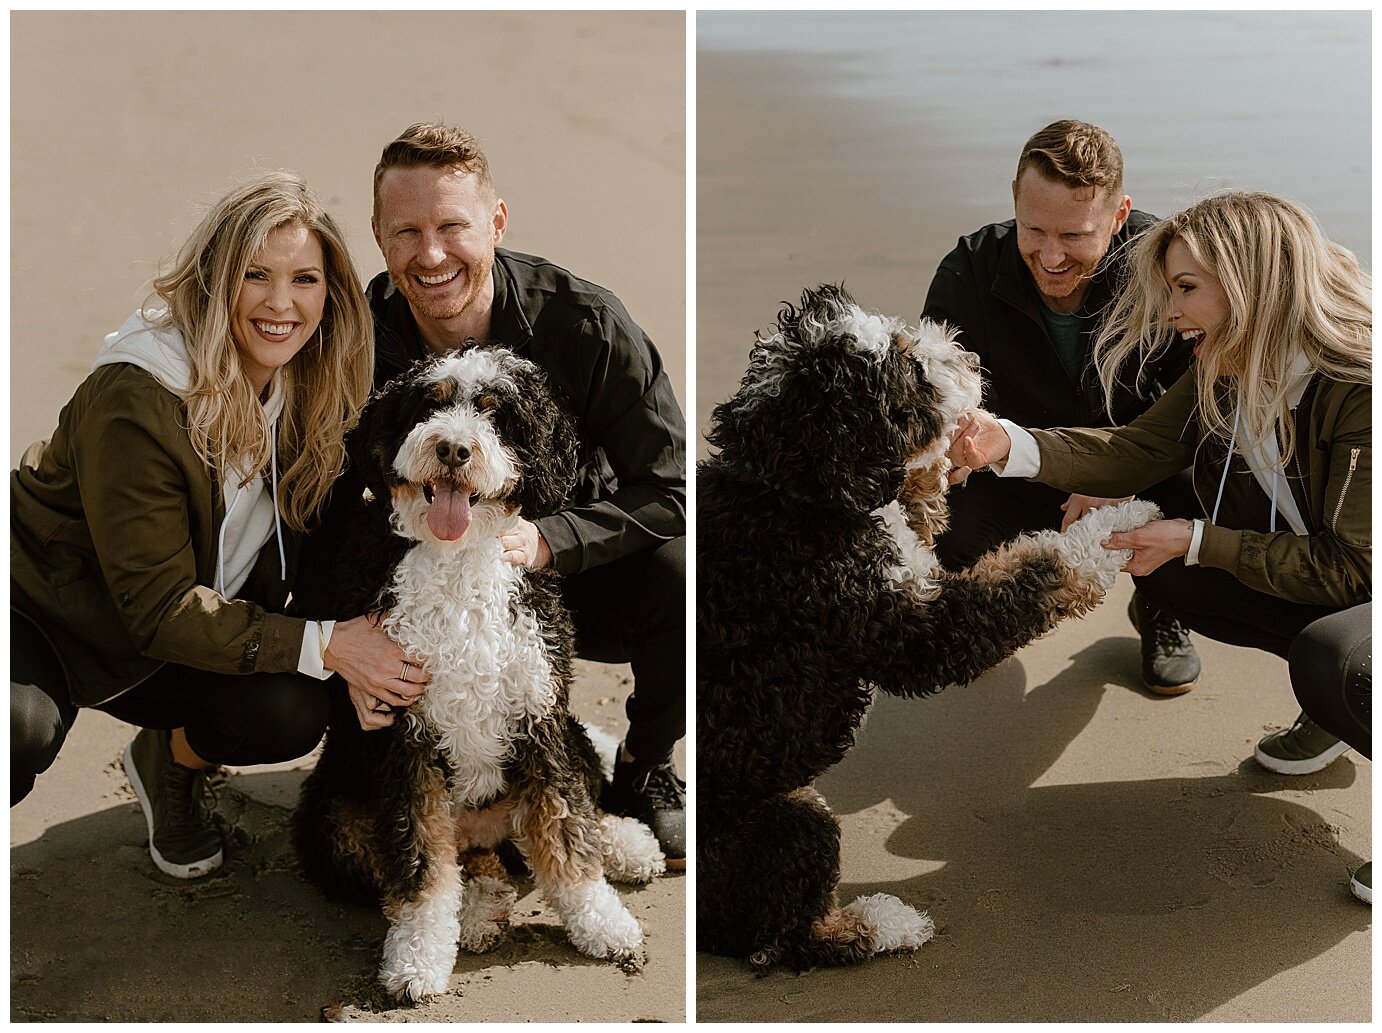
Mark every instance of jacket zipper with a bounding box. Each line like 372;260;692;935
1331;447;1361;533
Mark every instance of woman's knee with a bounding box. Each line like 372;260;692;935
188;675;329;766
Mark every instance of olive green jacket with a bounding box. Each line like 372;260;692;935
11;363;307;706
1028;370;1370;608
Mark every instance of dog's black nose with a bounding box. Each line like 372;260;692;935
435;441;471;467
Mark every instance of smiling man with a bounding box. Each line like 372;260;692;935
923;120;1200;695
299;123;686;864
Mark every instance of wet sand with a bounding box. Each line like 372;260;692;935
10;11;685;1023
696;13;1369;1022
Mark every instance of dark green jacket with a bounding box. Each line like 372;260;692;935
11;364;306;706
1028;370;1371;607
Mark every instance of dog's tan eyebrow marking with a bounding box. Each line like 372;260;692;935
427;378;457;403
476;393;499;411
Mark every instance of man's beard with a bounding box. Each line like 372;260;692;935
397;250;494;323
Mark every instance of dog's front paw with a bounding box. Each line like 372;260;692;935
548;878;646;959
599;814;667;884
1055;499;1162;590
842;892;936;954
609;946;647;973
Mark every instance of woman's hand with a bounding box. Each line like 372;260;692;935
323;615;430;731
947;411;1012;472
1105;518;1194;576
1060;493;1134;532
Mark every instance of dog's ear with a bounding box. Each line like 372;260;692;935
348;365;419;504
492;357;579;518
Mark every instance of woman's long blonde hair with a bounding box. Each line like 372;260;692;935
147;172;373;531
1094;191;1371;465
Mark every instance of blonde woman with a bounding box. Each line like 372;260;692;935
949;191;1371;900
12;173;429;879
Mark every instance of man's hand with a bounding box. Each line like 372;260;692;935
1105;518;1194;576
1060;493;1134;532
499;518;552;569
947;410;1012;471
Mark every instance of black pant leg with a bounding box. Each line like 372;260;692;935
1289;603;1371;757
1132;560;1340;661
98;665;331;767
560;537;685;763
933;474;1069;571
11;611;78;805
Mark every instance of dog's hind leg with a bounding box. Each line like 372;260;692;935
514;783;645;967
377;761;462;1003
456;847;517;953
700;787;932;970
598;813;666;884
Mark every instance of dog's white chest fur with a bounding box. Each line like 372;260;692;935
382;541;557;808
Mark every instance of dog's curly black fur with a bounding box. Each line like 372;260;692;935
292;345;663;1002
698;285;1150;970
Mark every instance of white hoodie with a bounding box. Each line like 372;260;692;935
94;311;287;599
93;312;333;677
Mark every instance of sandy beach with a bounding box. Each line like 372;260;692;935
696;12;1370;1022
10;11;685;1022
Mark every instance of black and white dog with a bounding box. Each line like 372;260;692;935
294;346;663;1003
697;285;1157;970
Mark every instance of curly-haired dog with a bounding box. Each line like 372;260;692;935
293;346;664;1003
698;284;1157;971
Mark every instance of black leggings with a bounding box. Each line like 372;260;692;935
1288;603;1371;758
1135;566;1371;758
11;610;330;806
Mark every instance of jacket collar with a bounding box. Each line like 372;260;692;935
488;250;536;354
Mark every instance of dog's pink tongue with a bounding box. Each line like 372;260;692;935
426;487;472;541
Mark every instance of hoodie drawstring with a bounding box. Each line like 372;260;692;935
216;487;242;597
270;424;286;581
1211;409;1238;528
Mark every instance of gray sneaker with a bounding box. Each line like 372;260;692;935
1253;712;1351;775
1351;861;1372;905
122;728;223;878
1127;594;1200;695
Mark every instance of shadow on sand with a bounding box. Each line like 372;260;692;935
11;767;673;1022
697;639;1370;1022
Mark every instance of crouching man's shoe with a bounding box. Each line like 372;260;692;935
1128;593;1200;695
1254;712;1351;775
122;727;223;879
604;751;685;870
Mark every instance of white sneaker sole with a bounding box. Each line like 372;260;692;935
121;740;223;880
1351;871;1372;904
1253;738;1351;775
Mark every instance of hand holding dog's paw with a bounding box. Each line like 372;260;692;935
1054;498;1162;590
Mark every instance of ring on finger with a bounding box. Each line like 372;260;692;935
400;661;412;683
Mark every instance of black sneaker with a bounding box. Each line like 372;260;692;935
1254;712;1351;775
1128;593;1200;695
1351;861;1372;905
122;728;223;879
604;753;685;869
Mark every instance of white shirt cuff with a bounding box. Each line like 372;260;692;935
297;619;336;679
1185;519;1205;566
993;419;1042;478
